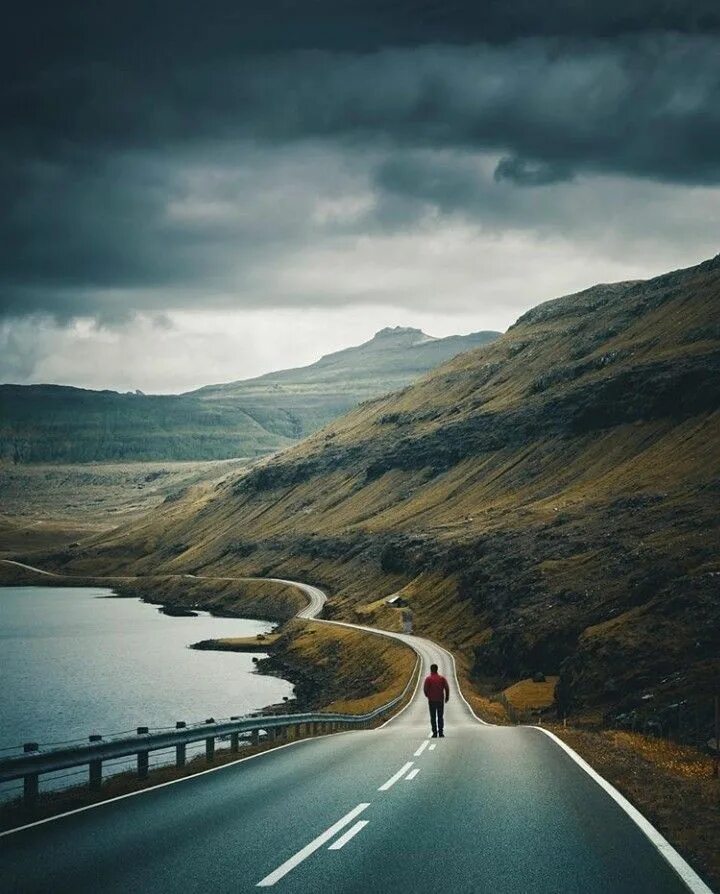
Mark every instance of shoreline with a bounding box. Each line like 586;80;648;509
0;579;299;751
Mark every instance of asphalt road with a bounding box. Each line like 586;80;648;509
0;575;710;893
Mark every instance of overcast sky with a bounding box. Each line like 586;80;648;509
2;2;719;392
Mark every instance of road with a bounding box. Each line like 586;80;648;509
0;575;711;893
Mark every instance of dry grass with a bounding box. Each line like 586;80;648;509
213;634;281;649
353;596;405;631
503;676;559;711
278;619;417;715
452;653;512;725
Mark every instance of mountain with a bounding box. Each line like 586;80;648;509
190;327;500;436
0;328;499;463
58;254;720;735
0;385;294;463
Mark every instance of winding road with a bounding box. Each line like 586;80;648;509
0;570;712;893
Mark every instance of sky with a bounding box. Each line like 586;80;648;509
2;1;719;393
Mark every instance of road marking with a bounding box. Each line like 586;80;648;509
429;744;437;751
414;740;429;756
534;728;713;894
256;803;370;887
378;761;414;791
406;768;420;781
327;820;368;850
0;731;354;841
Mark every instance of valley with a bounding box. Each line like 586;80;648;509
0;458;248;556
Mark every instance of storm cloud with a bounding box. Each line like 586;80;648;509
2;2;719;387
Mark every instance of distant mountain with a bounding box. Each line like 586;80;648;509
191;327;500;437
67;254;720;735
0;328;500;463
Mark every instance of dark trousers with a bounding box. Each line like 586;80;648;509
428;700;445;735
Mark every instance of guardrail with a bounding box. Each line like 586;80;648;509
1;656;420;807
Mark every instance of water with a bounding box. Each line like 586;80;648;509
0;586;294;789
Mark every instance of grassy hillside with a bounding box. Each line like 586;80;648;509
41;256;720;739
0;386;292;462
0;328;499;462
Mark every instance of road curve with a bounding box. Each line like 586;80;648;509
0;562;327;618
0;574;711;893
267;579;326;619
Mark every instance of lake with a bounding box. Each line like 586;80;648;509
0;586;294;792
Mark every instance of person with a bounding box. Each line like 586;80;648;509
423;663;449;737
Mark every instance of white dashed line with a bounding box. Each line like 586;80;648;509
256;803;370;886
414;741;429;757
406;769;421;781
378;762;414;791
429;744;437;751
328;820;368;850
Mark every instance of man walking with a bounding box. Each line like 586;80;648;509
423;663;450;737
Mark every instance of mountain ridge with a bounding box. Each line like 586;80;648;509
0;327;499;463
191;327;498;396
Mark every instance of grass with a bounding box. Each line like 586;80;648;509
194;634;282;652
266;619;418;715
503;676;560;711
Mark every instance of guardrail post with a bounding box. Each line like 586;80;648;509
204;719;215;762
89;759;102;791
176;722;186;767
230;732;240;752
24;773;39;806
88;735;103;791
136;727;150;779
22;743;40;806
250;729;259;747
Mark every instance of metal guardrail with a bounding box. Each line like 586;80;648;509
1;655;420;806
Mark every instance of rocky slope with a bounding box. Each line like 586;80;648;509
0;328;498;462
45;256;720;739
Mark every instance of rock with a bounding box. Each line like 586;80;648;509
532;671;546;683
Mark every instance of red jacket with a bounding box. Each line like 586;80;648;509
423;672;449;702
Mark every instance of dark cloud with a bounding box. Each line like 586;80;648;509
5;34;720;183
494;156;574;187
2;2;720;323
